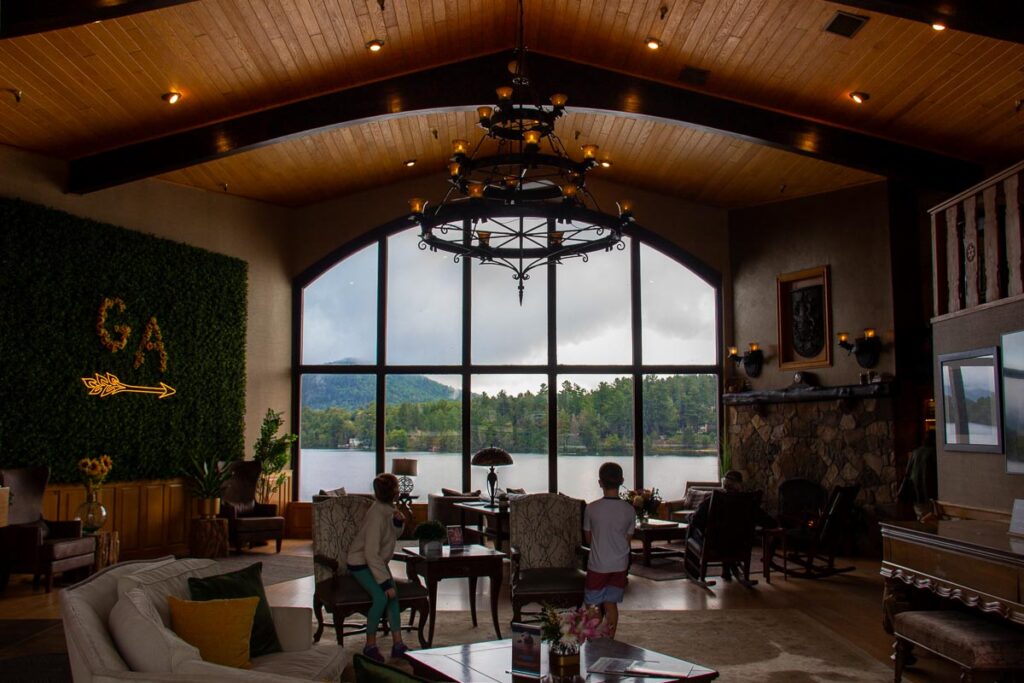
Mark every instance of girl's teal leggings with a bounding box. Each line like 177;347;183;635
351;568;401;637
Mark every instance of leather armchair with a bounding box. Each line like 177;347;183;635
0;466;96;592
218;461;285;553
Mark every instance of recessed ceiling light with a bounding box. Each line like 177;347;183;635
161;91;181;105
404;159;416;167
645;37;662;50
365;39;384;52
931;22;946;31
849;91;870;104
600;160;612;168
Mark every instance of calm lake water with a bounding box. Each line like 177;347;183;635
298;449;718;502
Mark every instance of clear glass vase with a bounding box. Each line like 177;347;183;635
75;489;108;534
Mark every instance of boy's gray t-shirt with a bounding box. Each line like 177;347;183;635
583;497;636;573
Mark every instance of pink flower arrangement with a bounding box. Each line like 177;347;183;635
541;605;608;653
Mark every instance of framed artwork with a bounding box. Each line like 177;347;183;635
939;347;1001;453
776;266;832;369
1002;330;1024;473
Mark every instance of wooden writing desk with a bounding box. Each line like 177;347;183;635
880;520;1024;631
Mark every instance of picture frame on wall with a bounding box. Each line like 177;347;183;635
776;266;832;370
939;347;1002;454
1002;330;1024;473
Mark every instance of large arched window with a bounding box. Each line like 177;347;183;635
294;220;720;502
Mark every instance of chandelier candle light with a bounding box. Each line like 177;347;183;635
409;0;634;303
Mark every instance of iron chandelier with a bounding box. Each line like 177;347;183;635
408;0;633;303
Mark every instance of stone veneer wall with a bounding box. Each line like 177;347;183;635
726;396;898;553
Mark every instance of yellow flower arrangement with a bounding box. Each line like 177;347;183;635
133;316;168;372
78;455;113;494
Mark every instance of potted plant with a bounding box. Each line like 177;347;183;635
253;409;298;507
183;453;231;518
413;520;446;558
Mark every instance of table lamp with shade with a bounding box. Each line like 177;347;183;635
471;447;514;506
391;458;418;506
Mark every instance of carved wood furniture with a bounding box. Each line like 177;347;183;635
508;493;586;622
893;610;1024;683
770;483;859;579
880;519;1024;633
188;516;229;558
683;490;761;589
311;495;428;646
0;466;97;592
91;529;120;571
402;544;505;647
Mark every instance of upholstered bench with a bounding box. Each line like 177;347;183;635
893;610;1024;682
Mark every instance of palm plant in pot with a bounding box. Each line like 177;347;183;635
183;453;231;518
413;520;446;558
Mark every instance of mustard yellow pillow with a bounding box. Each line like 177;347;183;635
167;595;259;669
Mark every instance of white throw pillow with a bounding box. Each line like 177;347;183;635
116;558;217;626
108;588;200;672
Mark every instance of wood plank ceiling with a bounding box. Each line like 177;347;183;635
0;0;1020;207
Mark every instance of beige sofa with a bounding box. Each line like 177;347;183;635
61;557;348;683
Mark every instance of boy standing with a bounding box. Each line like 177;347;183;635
583;462;636;638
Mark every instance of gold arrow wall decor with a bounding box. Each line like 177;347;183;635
82;372;176;399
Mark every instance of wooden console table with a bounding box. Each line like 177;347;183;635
880;520;1024;632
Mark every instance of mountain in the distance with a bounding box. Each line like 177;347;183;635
302;361;460;410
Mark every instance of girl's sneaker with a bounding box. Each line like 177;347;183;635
391;642;411;659
362;645;385;663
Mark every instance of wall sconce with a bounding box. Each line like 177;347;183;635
728;342;764;378
837;328;881;368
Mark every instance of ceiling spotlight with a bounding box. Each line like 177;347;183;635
849;91;870;104
931;22;946;31
161;91;181;104
600;160;613;168
404;159;416;167
365;39;384;52
645;37;663;50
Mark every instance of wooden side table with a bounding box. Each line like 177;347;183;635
91;529;120;571
189;517;229;558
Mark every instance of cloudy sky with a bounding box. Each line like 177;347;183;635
301;225;716;394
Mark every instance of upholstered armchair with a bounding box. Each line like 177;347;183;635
0;466;96;593
218;461;285;553
311;495;429;646
508;493;586;622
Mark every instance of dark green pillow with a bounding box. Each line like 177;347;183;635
353;654;431;683
187;562;282;658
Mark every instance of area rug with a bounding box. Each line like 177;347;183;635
333;609;892;682
629;557;688;581
212;553;313;586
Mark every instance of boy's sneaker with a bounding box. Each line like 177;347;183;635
391;642;411;659
362;645;385;663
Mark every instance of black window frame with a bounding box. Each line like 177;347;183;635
291;214;722;499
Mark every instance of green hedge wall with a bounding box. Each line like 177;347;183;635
0;198;247;483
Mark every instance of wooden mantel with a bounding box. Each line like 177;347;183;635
723;381;892;406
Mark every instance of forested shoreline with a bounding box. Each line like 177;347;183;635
301;375;717;454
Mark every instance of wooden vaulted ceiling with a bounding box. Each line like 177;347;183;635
0;0;1021;208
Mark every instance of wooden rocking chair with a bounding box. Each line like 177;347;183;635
770;484;860;579
683;490;762;590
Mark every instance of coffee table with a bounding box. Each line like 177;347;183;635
402;544;506;647
407;637;718;682
632;519;688;567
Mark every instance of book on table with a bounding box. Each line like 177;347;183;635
588;656;694;678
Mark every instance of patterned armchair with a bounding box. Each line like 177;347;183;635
311;495;429;646
509;493;586;622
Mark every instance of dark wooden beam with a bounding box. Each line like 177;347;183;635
67;51;982;195
824;0;1024;45
0;0;200;39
